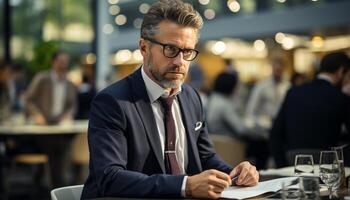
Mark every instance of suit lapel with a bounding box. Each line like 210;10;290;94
128;68;165;173
178;91;202;175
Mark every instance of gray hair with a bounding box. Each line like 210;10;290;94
141;0;203;39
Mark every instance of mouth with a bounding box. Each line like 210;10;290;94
165;71;185;78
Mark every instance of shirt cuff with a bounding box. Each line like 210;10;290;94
181;175;188;197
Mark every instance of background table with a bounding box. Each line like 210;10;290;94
0;120;88;199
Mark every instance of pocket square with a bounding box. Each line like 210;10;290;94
194;121;202;131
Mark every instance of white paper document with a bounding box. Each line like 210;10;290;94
221;177;298;199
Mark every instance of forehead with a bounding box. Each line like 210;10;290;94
155;20;198;48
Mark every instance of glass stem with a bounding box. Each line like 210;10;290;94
329;186;332;199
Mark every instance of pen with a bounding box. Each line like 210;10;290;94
231;175;239;186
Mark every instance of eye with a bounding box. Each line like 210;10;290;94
182;49;193;56
164;45;179;55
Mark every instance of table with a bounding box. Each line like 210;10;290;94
89;188;349;200
0;120;88;199
0;120;88;135
88;172;350;200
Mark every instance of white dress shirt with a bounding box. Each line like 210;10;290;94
51;71;67;117
245;77;290;131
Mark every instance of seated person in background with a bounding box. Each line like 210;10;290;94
207;72;251;138
25;50;77;125
82;1;259;199
207;72;268;170
270;52;350;167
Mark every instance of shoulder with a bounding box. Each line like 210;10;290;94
35;71;51;82
95;69;141;102
181;84;201;102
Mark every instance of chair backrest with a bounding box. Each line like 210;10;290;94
210;134;246;167
51;185;83;200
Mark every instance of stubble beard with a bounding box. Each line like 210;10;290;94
146;57;184;89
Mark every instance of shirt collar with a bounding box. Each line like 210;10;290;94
317;74;334;85
51;70;66;83
141;66;181;103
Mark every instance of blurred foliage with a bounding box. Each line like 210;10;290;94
8;0;93;74
27;41;59;76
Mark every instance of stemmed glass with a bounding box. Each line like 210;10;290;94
319;151;341;199
294;154;314;176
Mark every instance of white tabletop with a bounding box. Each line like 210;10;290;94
259;166;350;177
0;120;88;135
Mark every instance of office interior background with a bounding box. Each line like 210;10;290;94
0;0;350;199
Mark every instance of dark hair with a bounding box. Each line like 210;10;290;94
51;50;68;61
0;60;10;72
319;52;350;73
213;72;238;96
141;0;203;39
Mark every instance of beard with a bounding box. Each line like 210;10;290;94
146;55;186;89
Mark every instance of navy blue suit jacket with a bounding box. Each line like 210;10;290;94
270;79;350;167
81;68;232;199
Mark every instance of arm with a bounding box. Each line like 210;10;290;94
88;93;184;197
25;74;46;124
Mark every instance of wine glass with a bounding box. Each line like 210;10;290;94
331;146;346;190
319;150;341;199
294;154;314;176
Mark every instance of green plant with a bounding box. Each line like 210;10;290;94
27;41;59;75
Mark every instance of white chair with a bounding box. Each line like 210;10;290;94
51;185;83;200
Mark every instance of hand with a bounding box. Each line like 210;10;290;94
35;114;47;125
230;161;259;186
186;169;231;199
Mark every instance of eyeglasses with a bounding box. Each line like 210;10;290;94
143;37;199;61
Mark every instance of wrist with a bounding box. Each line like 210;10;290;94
185;176;193;197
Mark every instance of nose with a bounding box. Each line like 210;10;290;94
172;51;187;66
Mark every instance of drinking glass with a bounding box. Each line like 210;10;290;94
331;146;346;189
294;154;314;176
299;176;320;199
319;150;341;199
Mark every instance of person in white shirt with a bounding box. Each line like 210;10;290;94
244;58;290;168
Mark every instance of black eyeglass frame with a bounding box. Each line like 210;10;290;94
143;37;199;61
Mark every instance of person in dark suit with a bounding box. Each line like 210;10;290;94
270;52;350;168
82;0;259;199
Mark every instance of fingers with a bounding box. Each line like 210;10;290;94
214;169;232;185
208;170;231;189
231;161;259;186
186;169;232;199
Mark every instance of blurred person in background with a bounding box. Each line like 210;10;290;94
75;63;96;120
0;62;11;123
291;72;307;86
207;72;251;138
207;72;270;169
245;57;290;168
270;52;350;167
342;69;350;96
245;57;290;133
187;61;208;108
25;50;77;125
24;50;77;188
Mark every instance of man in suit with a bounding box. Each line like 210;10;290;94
270;52;350;168
26;51;77;125
25;50;77;187
82;0;259;199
